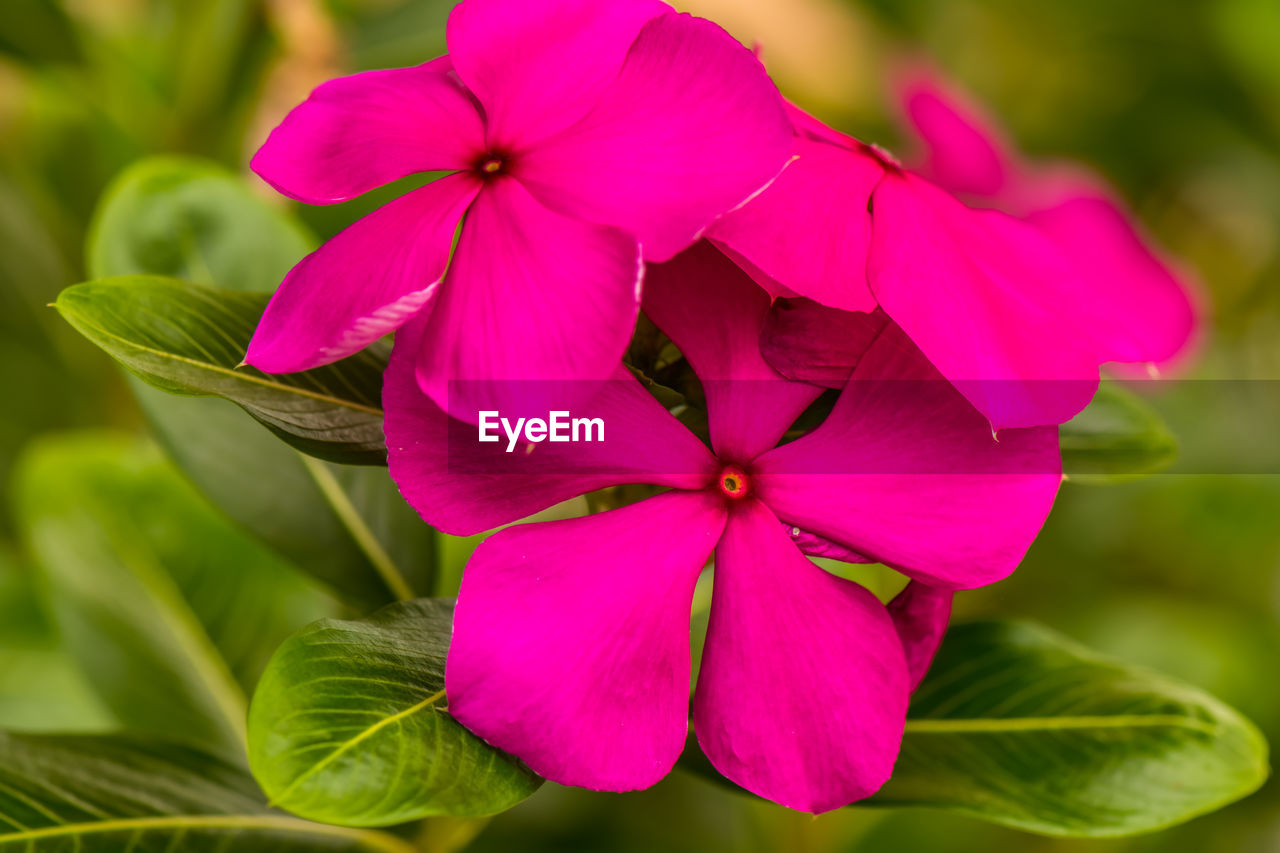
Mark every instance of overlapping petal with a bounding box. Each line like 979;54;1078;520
694;500;908;812
785;101;857;148
385;319;716;536
1026;186;1199;367
515;13;792;262
887;581;953;691
415;177;643;422
759;300;890;389
709;137;880;311
447;0;671;150
896;69;1011;198
447;491;727;791
643;242;822;461
896;71;1199;371
868;171;1102;429
753;322;1062;589
251;64;487;204
245;173;482;374
786;526;874;563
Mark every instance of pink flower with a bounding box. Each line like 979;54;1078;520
244;0;792;419
709;77;1198;431
895;66;1202;373
383;242;1062;812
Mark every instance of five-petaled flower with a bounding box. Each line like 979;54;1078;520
244;0;792;420
708;80;1198;431
384;242;1063;812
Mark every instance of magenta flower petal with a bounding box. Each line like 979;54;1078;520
786;526;875;563
447;491;727;791
693;500;908;812
385;320;716;536
887;581;953;691
1026;186;1199;367
515;13;792;262
250;64;487;204
244;173;482;374
785;100;858;148
709;137;880;312
759;300;890;390
895;71;1199;372
643;242;822;461
753;322;1062;589
868;171;1102;429
446;0;670;150
896;69;1011;198
414;177;642;422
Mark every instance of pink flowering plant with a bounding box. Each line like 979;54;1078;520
25;0;1269;848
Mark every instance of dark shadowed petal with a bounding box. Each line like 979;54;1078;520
414;177;642;424
447;490;727;791
515;13;792;262
709;137;881;311
446;0;670;150
887;581;953;691
868;171;1102;429
385;319;716;536
694;500;908;813
643;242;822;462
784;525;875;563
245;173;481;374
251;63;487;204
760;300;890;389
753;322;1062;589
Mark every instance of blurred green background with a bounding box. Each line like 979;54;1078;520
1;0;1279;850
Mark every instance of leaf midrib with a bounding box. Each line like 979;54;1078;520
67;308;383;417
0;813;417;853
267;688;447;808
298;456;415;602
905;714;1218;736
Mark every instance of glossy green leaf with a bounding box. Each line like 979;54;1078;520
14;432;334;758
1060;382;1178;483
249;599;541;826
85;156;434;606
56;276;389;465
868;621;1268;836
87;156;314;293
0;732;417;852
679;620;1267;836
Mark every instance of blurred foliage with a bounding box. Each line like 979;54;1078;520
0;0;1278;851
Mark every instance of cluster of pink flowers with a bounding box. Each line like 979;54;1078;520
246;0;1197;814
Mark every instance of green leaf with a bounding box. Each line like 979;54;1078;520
1060;382;1178;483
0;732;418;852
56;276;389;465
249;599;541;826
134;385;432;606
14;432;334;758
0;0;82;64
868;621;1268;836
87;156;314;293
84;156;434;606
0;552;115;733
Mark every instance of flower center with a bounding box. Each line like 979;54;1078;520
476;154;507;177
717;464;751;500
